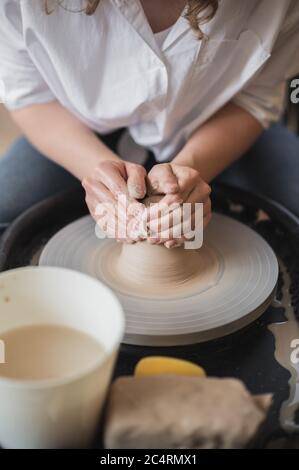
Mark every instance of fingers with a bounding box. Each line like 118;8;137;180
148;198;212;246
82;176;146;242
140;162;212;246
84;161;212;248
82;178;117;222
147;164;179;195
163;212;212;249
85;193;120;239
171;165;211;202
85;190;140;243
93;160;148;201
146;193;183;230
83;160;148;243
147;184;211;235
83;179;120;235
126;163;147;199
94;161;129;198
185;181;211;206
170;165;197;199
82;177;116;205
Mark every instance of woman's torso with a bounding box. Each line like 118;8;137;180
1;0;296;161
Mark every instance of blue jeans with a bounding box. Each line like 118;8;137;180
0;124;299;236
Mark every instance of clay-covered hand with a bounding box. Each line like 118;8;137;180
82;160;147;242
147;163;212;248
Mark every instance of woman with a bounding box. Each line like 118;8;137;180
0;0;299;246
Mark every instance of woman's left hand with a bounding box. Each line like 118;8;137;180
146;163;212;248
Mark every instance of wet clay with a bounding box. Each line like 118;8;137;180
100;241;221;299
98;195;221;299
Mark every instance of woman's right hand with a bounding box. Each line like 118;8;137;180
82;160;147;242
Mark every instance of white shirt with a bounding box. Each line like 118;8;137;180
154;26;173;49
0;0;299;163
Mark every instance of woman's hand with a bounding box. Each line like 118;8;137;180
147;163;212;248
82;160;147;242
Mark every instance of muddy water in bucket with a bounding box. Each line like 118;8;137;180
270;263;299;433
0;325;105;381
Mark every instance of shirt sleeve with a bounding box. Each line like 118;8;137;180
232;1;299;128
0;0;55;110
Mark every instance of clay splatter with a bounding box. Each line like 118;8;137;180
269;263;299;432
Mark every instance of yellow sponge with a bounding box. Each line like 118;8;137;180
134;356;206;378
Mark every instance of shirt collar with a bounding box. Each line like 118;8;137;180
111;0;191;56
162;5;192;52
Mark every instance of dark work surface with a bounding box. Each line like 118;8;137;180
1;183;299;449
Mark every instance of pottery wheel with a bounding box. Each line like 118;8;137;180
39;213;278;346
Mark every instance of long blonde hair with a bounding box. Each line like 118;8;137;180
45;0;219;39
